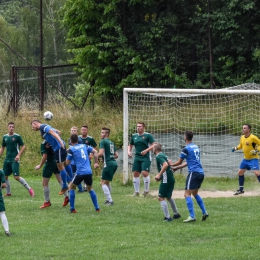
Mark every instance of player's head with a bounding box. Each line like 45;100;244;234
7;122;15;133
153;142;162;154
184;130;193;141
70;126;78;135
242;124;251;134
81;125;89;136
31;120;41;131
70;134;78;144
101;127;110;139
136;122;145;133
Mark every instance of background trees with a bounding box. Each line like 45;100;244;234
1;0;260;102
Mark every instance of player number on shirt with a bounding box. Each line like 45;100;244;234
81;149;87;160
110;144;114;154
194;149;200;161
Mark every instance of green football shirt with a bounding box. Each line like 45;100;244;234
79;135;97;148
99;138;117;167
2;133;24;162
155;152;174;183
130;132;155;159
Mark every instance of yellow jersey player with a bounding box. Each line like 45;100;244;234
231;124;260;195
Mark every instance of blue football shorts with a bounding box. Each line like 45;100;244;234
239;158;259;170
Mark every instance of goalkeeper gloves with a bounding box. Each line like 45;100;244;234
231;147;237;152
249;149;259;155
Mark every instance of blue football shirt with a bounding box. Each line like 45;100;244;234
67;144;93;175
180;142;204;174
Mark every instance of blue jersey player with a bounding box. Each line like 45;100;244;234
31;120;73;195
65;134;100;213
170;130;209;223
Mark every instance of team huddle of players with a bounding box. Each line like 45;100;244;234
1;120;256;237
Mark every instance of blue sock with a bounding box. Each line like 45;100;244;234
77;183;83;191
60;169;68;189
69;190;75;211
239;176;244;191
194;194;206;214
89;190;99;210
185;196;195;218
65;165;73;180
257;175;260;182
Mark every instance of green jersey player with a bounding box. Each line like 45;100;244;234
0;169;11;236
0;122;34;197
35;141;69;209
98;127;118;206
153;143;181;222
128;122;155;197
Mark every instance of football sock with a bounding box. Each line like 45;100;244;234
194;194;206;214
77;183;83;191
257;175;260;182
5;179;11;194
89;189;99;210
69;190;75;211
168;198;178;214
239;176;244;190
107;184;112;193
44;187;50;202
59;182;68;197
102;184;112;202
185;196;195;218
18;177;30;190
133;177;140;192
143;176;150;192
0;212;9;232
65;165;73;181
160;200;170;218
59;169;68;189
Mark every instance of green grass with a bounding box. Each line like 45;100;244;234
1;174;260;260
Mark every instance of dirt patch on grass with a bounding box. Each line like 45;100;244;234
149;190;260;198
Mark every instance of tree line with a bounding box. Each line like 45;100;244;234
1;0;260;103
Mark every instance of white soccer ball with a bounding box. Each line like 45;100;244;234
43;111;53;120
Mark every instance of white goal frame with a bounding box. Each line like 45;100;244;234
123;87;260;184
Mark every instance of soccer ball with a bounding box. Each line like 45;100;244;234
43;111;53;120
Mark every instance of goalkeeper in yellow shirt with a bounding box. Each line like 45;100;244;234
231;124;260;195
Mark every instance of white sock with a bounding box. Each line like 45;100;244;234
133;177;140;193
107;184;112;193
102;184;112;202
18;177;30;190
0;212;9;232
5;179;11;194
160;200;170;218
44;187;50;202
143;176;150;192
168;198;178;214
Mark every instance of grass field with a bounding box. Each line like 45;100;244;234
1;174;260;260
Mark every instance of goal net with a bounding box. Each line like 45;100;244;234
123;83;260;184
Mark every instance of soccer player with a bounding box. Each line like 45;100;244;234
65;134;100;213
153;142;181;222
231;124;260;195
68;126;84;192
0;169;11;236
128;122;155;197
35;141;69;208
98;127;118;206
31;120;73;195
79;125;97;191
170;130;209;223
0;122;34;197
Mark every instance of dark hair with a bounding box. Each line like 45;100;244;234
81;125;88;129
8;122;15;126
70;134;78;143
30;119;40;125
137;122;145;128
102;127;110;135
185;130;193;141
244;124;251;130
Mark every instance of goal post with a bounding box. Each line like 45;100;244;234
123;84;260;184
